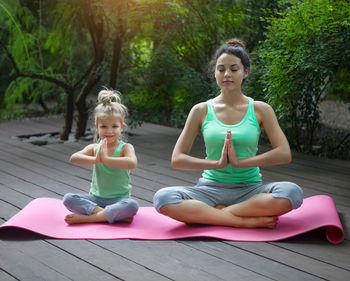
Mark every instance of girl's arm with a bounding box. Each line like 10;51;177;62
100;141;138;170
228;101;291;168
70;144;100;166
172;103;229;171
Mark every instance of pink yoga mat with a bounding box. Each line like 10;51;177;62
0;195;344;244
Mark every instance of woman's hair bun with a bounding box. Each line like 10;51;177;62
226;38;246;49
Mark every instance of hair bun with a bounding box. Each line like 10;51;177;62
226;38;246;49
98;89;122;106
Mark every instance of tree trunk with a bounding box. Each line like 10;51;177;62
60;89;74;140
75;73;102;139
109;36;123;89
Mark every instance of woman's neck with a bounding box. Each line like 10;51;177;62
216;89;247;105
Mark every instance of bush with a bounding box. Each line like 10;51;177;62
255;0;350;152
124;47;214;127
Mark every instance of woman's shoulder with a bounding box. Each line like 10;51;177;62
253;100;274;114
192;101;208;110
253;100;277;124
188;101;208;123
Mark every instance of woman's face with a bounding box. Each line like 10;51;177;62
215;53;248;90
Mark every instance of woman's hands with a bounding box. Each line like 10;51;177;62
217;131;240;169
227;131;240;168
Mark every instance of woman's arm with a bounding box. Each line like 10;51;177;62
70;144;99;166
228;101;291;168
172;103;229;171
100;141;138;170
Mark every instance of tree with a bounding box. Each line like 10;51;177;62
255;0;350;152
0;0;108;139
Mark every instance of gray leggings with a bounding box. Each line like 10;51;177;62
153;178;303;212
63;193;139;223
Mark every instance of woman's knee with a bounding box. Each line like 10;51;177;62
153;187;184;213
273;181;304;209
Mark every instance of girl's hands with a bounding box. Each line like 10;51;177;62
227;131;240;167
95;138;107;164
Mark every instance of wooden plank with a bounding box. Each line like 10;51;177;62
0;269;17;281
94;239;272;281
1;117;350;281
51;240;171;281
0;238;121;281
0;241;72;281
226;241;350;281
270;239;350;271
179;239;323;281
0;199;21;222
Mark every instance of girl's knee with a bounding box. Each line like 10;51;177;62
118;198;139;216
62;193;76;207
126;199;139;216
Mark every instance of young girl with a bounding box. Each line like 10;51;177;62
153;38;303;228
63;89;139;225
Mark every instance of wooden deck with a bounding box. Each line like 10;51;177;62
0;116;349;281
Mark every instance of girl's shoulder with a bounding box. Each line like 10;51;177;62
120;142;135;157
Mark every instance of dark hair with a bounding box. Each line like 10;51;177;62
208;38;251;76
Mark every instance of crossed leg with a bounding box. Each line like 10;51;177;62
159;193;292;228
65;206;133;225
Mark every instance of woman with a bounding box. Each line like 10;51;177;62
153;38;303;228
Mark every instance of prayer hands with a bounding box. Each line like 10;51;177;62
95;138;108;164
218;131;239;169
217;132;230;168
227;131;239;167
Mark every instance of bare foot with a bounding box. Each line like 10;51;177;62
120;217;134;223
214;204;227;210
65;214;91;225
64;210;108;225
235;214;278;229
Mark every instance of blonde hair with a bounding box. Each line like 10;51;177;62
93;88;128;142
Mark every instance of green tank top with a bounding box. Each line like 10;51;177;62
201;97;262;184
90;141;131;198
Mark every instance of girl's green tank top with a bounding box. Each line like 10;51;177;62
201;97;262;184
90;141;131;198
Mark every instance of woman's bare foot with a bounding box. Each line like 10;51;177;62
215;204;227;210
228;212;278;229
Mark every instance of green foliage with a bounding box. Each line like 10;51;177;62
255;0;350;151
124;47;213;127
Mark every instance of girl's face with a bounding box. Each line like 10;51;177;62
95;116;124;145
215;53;248;91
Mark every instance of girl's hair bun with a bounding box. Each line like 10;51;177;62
226;38;246;49
97;89;122;106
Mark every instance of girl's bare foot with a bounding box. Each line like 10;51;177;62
121;217;134;223
64;210;108;225
64;213;135;225
65;214;92;225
